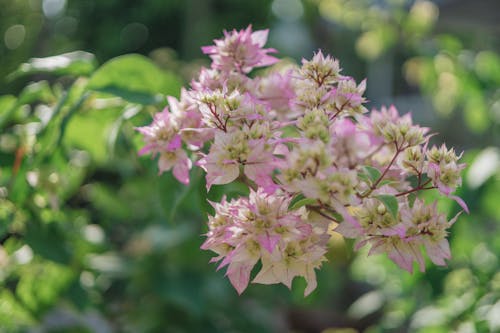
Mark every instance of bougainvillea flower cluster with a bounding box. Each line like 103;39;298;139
137;26;468;296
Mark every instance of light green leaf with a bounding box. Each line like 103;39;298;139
8;51;97;80
17;81;54;105
0;290;34;329
0;95;17;129
16;261;74;313
464;92;489;133
64;106;121;164
0;95;16;111
87;54;182;104
379;179;397;186
375;194;399;219
290;197;317;210
0;83;55;129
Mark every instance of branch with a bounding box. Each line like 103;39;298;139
371;143;404;190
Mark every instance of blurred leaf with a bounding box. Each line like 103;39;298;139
83;183;132;220
322;329;358;333
0;82;54;130
106;105;141;159
17;81;54;105
0;95;16;110
87;54;182;104
290;197;317;210
25;222;72;264
8;51;97;80
375;195;399;219
404;0;438;36
63;106;120;165
140;224;192;252
481;175;500;220
158;274;204;318
474;51;500;84
9;163;30;206
65;279;90;310
0;290;34;330
87;253;129;277
158;172;196;223
0;95;17;129
0;199;16;239
436;34;463;55
16;261;74;313
356;26;397;60
34;79;89;165
347;290;385;320
464;92;489;133
466;147;500;189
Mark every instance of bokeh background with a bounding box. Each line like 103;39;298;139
1;0;499;332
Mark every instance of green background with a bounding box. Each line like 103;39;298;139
0;0;499;332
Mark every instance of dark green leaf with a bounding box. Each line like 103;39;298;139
375;194;399;219
8;51;97;80
25;222;72;264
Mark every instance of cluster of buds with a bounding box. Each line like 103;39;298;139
136;26;468;296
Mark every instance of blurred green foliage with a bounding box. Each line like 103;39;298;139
1;0;499;332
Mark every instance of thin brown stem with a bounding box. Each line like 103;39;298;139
12;145;25;177
363;143;384;160
236;174;257;191
308;206;340;223
371;144;403;190
395;180;435;197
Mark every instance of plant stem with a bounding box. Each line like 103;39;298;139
371;144;402;190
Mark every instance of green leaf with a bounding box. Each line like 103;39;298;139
0;200;16;239
25;222;72;264
0;290;34;329
87;54;182;104
0;82;55;130
63;105;122;165
16;261;74;313
375;195;399;219
158;172;194;223
363;165;382;183
290;197;317;210
8;51;97;80
0;95;17;129
464;91;489;133
17;81;54;105
0;95;16;111
84;183;132;220
379;179;396;186
34;80;89;166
